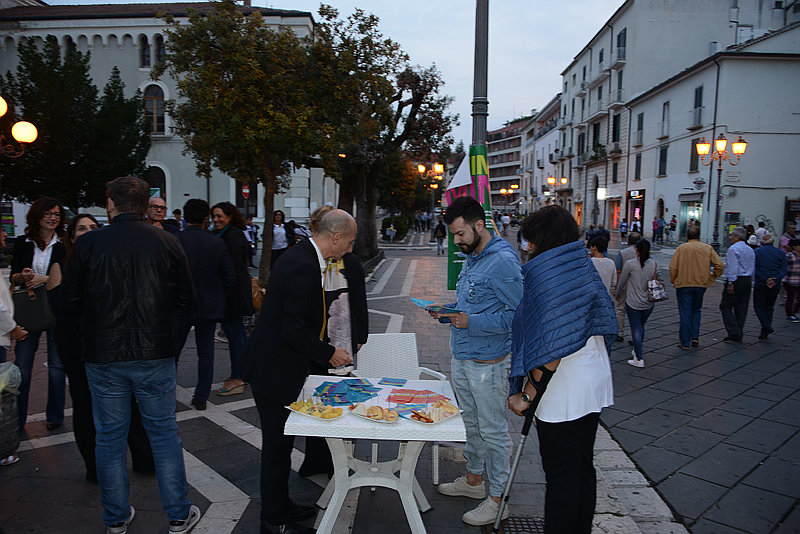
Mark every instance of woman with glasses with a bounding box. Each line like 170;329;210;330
211;202;253;396
10;197;67;430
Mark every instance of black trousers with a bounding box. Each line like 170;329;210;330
720;276;752;338
753;284;780;331
537;412;600;534
254;392;295;527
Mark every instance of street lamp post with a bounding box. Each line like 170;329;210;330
418;163;444;242
696;133;747;251
499;183;519;210
0;96;38;158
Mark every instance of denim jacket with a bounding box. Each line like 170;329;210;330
450;235;523;360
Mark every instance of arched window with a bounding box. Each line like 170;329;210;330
154;35;165;65
139;35;151;68
143;85;165;135
146;166;166;198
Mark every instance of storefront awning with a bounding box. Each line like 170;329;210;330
679;192;704;202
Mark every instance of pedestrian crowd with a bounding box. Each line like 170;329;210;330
1;179;798;534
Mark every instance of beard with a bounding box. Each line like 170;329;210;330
457;226;481;255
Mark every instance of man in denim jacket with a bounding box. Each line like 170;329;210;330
432;195;523;526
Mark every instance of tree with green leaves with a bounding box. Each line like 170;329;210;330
155;0;330;281
313;7;458;259
0;36;150;210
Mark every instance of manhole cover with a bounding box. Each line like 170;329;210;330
481;516;545;534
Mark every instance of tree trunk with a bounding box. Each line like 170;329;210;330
337;176;355;213
258;179;276;285
353;166;379;261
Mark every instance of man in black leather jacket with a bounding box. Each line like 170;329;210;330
61;176;201;534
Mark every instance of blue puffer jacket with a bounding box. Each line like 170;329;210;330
450;235;523;360
509;240;617;394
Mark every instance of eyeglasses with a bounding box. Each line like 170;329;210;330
149;205;167;211
42;211;61;219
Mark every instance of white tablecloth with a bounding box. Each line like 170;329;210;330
285;375;467;443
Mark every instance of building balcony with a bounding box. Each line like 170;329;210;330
609;142;623;158
610;47;626;70
575;154;587;167
607;88;625;109
566;146;575;158
686;107;703;130
576;82;587;97
549;152;558;164
557;116;572;131
586;64;610;89
633;130;643;147
536;158;544;169
656;120;669;140
586;101;606;122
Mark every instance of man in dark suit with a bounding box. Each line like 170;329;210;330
244;209;356;534
176;199;236;410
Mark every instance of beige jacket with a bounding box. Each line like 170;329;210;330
669;240;724;288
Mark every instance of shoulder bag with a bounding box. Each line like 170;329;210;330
12;283;55;333
647;262;668;302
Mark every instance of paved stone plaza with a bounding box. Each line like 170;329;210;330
0;230;797;533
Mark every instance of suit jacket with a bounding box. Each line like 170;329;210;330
243;238;334;404
177;226;236;319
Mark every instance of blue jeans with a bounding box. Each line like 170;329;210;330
753;284;780;331
85;358;191;526
178;316;217;402
676;287;706;346
14;328;65;427
221;317;246;380
451;356;512;497
625;305;653;360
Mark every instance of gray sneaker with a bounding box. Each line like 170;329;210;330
462;497;509;526
107;506;135;534
437;475;486;499
169;505;201;533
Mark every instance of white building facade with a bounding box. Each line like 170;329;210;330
548;0;800;241
0;1;337;230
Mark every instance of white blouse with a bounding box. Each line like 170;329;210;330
535;335;614;423
272;224;288;250
31;234;60;276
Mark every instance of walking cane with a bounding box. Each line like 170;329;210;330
491;400;539;533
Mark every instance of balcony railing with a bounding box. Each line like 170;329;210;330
633;130;643;147
687;107;703;130
610;47;626;70
657;120;669;139
608;89;625;108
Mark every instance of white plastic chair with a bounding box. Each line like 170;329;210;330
353;332;447;485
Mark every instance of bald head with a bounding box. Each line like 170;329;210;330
314;209;357;260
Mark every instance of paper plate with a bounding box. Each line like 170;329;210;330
287;405;346;422
348;404;400;424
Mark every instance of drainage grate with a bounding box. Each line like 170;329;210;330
481;516;545;534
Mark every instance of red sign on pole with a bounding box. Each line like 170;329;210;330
242;184;250;199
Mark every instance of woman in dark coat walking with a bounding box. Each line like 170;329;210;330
211;202;254;396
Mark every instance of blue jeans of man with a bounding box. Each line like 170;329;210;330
221;317;246;380
13;328;65;427
676;287;706;346
178;316;217;403
85;358;191;526
625;305;653;360
451;356;512;497
753;283;780;331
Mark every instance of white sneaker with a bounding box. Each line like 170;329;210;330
169;505;201;533
462;497;509;526
437;475;486;499
107;506;135;534
627;358;645;368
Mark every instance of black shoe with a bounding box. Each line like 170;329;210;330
628;339;634;346
191;398;207;411
758;328;774;340
723;336;742;343
262;522;316;534
287;502;316;522
691;338;699;347
615;336;624;343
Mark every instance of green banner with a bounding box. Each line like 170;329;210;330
444;143;496;290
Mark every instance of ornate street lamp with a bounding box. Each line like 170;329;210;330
418;163;444;241
696;133;747;251
0;96;37;158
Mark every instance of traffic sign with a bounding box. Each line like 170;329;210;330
242;184;250;199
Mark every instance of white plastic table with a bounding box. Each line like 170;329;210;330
284;375;466;534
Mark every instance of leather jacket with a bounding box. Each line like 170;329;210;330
60;213;195;363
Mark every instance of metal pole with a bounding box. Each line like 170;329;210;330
472;0;489;145
711;163;723;251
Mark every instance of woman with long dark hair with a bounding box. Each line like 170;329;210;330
271;209;294;268
507;205;616;534
10;197;67;430
616;239;658;368
211;202;253;396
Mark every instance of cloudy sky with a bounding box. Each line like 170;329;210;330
53;0;625;147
